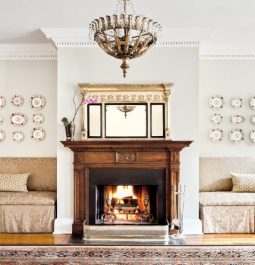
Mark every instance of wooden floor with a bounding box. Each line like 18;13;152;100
0;234;255;245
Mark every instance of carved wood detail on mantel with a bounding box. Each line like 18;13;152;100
62;140;192;236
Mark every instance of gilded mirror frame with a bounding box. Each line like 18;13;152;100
79;83;173;140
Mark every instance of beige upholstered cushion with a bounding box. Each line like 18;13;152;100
232;173;255;192
200;192;255;206
0;173;29;192
200;157;255;192
0;191;56;205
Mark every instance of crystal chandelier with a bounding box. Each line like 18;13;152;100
89;0;161;78
117;105;136;118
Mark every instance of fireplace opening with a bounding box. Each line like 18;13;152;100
89;168;166;225
96;185;158;224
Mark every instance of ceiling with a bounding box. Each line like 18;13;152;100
1;0;255;46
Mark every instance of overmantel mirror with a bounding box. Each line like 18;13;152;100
79;83;173;140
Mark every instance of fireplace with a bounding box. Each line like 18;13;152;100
89;168;166;225
62;140;192;237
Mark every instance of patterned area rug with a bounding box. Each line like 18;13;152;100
0;245;255;265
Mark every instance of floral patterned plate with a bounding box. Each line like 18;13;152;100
32;113;44;124
211;114;223;125
31;127;45;142
231;97;243;108
30;95;46;109
250;97;255;110
10;113;27;126
11;95;24;107
251;115;255;125
209;96;224;110
250;130;255;143
229;129;245;144
0;114;3;125
209;128;223;142
13;131;25;143
0;96;6;108
230;115;245;125
0;130;5;142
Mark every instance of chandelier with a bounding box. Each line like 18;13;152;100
117;105;136;118
89;0;161;78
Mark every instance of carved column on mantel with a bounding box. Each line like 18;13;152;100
62;140;192;236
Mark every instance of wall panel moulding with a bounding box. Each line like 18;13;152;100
0;44;57;61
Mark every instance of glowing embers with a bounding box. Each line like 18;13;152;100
99;185;155;224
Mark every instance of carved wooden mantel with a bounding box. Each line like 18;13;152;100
62;140;192;236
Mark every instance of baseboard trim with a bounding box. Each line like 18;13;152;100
53;218;73;234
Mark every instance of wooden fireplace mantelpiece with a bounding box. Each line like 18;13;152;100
62;140;192;236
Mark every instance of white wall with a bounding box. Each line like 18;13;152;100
200;60;255;157
56;47;200;233
0;61;57;157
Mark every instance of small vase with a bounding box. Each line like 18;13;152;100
65;124;75;141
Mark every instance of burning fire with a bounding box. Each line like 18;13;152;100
112;185;136;199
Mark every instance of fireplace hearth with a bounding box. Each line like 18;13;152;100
62;140;192;237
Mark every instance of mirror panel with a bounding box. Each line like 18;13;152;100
151;104;165;138
105;104;148;138
88;104;102;138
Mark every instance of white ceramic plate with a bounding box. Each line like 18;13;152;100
12;131;25;143
231;97;243;108
209;96;224;110
211;114;223;125
251;115;255;125
11;95;24;107
0;96;6;108
31;127;45;142
30;95;46;109
10;113;27;126
0;114;3;125
229;129;245;144
230;115;245;125
32;113;44;124
250;97;255;110
209;128;223;142
0;130;5;142
250;130;255;143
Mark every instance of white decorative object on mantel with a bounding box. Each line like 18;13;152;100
10;113;27;126
229;129;245;144
31;127;46;142
209;96;224;110
250;97;255;110
32;113;44;124
30;95;46;109
209;128;223;142
231;97;243;108
11;95;24;107
211;114;223;125
0;130;5;142
230;115;245;125
12;131;25;143
0;96;6;108
250;130;255;143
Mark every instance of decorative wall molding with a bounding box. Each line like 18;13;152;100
0;44;57;60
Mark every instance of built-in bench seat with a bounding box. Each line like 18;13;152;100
0;158;56;233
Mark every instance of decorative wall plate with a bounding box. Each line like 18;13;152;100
31;127;45;142
229;129;245;144
250;97;255;110
251;115;255;125
32;113;44;124
230;115;245;125
0;114;3;125
231;97;243;108
209;128;223;142
250;130;255;143
211;114;223;125
0;96;6;108
12;131;24;143
11;95;24;107
10;113;27;126
0;130;5;142
30;95;46;109
209;96;224;110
